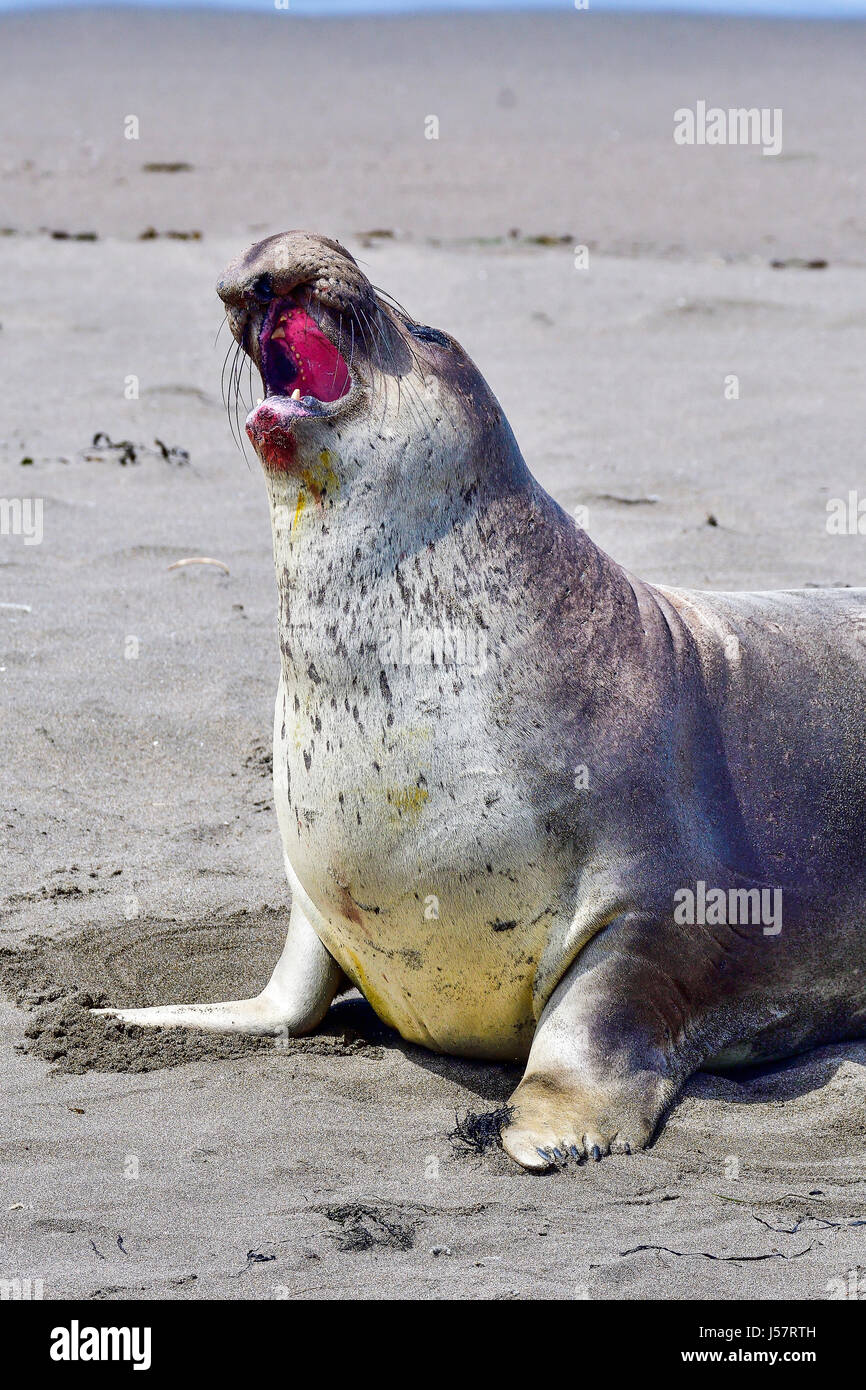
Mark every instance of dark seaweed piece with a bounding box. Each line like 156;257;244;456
448;1105;514;1155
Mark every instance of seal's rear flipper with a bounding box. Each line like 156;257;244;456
91;902;344;1037
92;997;298;1035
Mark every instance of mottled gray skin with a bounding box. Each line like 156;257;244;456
97;232;866;1171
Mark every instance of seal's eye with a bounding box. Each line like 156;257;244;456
251;273;274;304
407;323;450;347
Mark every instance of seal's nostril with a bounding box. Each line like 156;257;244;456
251;273;274;304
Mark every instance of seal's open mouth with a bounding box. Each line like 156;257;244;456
245;296;352;467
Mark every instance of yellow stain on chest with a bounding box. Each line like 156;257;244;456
292;449;340;531
386;784;430;824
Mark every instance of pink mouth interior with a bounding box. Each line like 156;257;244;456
260;301;351;403
246;299;352;470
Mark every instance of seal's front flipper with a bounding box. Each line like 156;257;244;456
92;901;344;1036
502;1071;666;1172
502;922;693;1171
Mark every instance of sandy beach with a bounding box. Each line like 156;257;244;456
3;6;866;1301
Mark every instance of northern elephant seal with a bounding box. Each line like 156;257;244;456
98;231;866;1172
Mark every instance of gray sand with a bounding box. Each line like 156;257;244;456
2;8;866;1300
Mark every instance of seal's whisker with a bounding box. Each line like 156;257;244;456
410;348;448;435
231;340;248;458
222;340;243;454
354;307;379;422
392;353;403;426
402;373;439;440
370;310;400;433
375;319;426;438
330;311;345;394
373;310;419;438
362;306;393;431
388;330;437;438
399;326;453;437
369;285;441;430
220;339;234;411
236;352;249;450
243;354;259;461
372;284;414;323
346;317;360;424
234;337;254;413
220;334;237;403
386;316;433;419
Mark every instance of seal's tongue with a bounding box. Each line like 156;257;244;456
263;303;351;403
247;299;352;468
